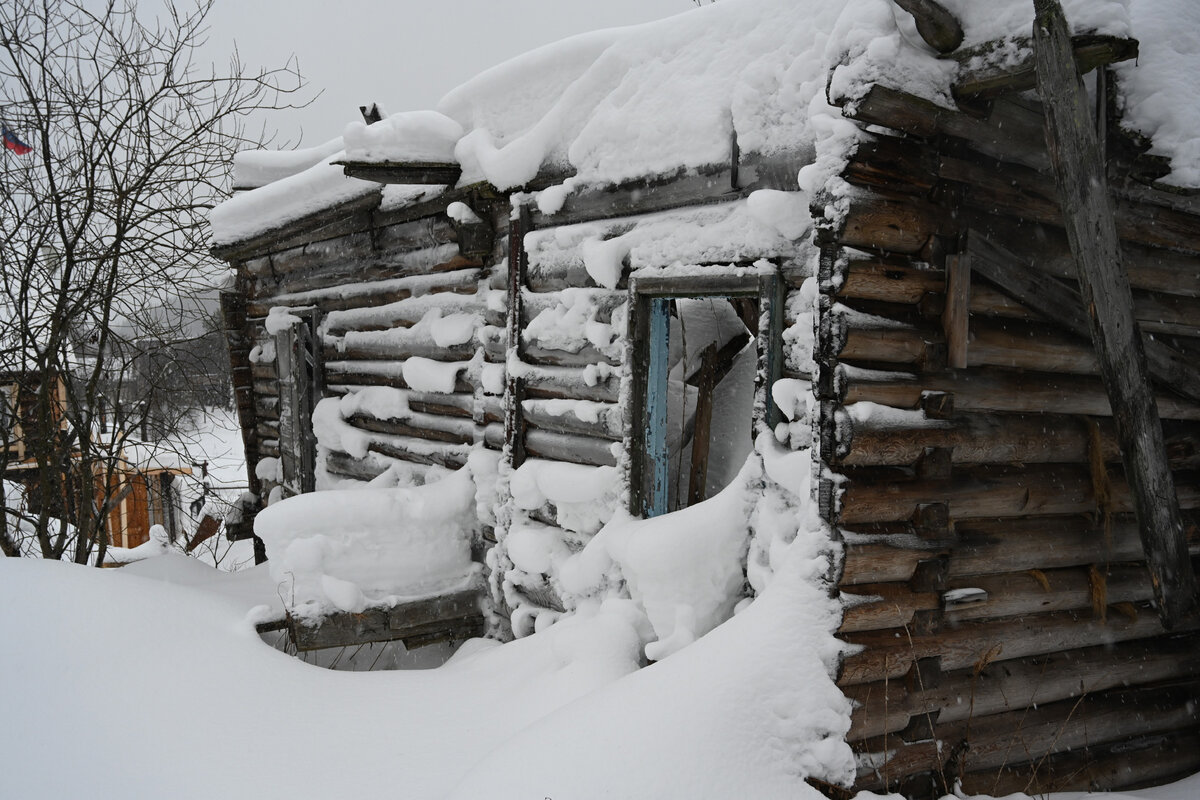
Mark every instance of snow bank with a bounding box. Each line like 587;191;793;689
0;556;643;800
231;137;344;189
342;110;463;163
1114;0;1200;187
209;147;378;246
254;465;480;617
449;439;856;800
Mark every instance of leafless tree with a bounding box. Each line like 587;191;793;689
0;0;303;563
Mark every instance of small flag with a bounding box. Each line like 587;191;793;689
2;124;33;155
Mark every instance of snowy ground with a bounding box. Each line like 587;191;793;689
1;553;1197;800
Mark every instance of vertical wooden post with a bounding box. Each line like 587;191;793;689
1033;0;1197;626
943;253;971;369
646;297;670;517
504;205;530;470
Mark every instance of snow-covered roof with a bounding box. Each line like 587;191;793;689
209;0;1199;248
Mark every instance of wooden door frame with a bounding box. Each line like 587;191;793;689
626;266;783;517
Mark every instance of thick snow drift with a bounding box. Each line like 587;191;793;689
253;465;479;617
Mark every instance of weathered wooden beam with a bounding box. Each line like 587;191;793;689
211;189;383;262
505;205;530;469
336;160;462;186
942;254;970;368
841;513;1200;585
1034;0;1197;626
856;680;1199;792
969;232;1200;402
839;462;1200;525
891;0;963;53
958;728;1200;797
845;633;1200;741
839;602;1189;685
288;588;483;651
952;33;1138;100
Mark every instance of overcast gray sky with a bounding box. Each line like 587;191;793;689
203;0;692;148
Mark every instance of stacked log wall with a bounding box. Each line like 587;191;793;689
822;84;1200;796
227;198;508;487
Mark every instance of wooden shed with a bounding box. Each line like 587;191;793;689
211;0;1200;795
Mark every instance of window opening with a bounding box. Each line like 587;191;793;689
633;273;780;518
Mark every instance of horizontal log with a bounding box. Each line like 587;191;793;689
836;259;945;305
289;588;483;651
947;153;1200;256
247;267;482;317
840;326;938;368
956;727;1200;797
844;366;1200;420
840;582;939;632
840;85;1049;171
320;450;446;484
324;339;477;363
951;33;1138;100
841;513;1200;586
840;542;935;586
844;135;938;195
211;189;382;262
268;248;471;298
842;564;1155;634
522;399;622;441
844;632;1200;741
519;343;621;369
518;364;621;404
526;149;812;230
839;602;1191;686
345;412;478;446
855;680;1198;793
839;412;1123;468
968;212;1200;297
969;231;1200;406
323;361;478;395
839;463;1200;525
835;191;945;255
523;429;618;467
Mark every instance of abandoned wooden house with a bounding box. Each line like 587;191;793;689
210;0;1199;795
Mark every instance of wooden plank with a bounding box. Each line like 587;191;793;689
891;0;962;53
1034;0;1198;626
942;254;970;369
336;160;462;186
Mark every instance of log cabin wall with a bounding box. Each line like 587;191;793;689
819;74;1200;796
495;187;809;631
216;189;508;498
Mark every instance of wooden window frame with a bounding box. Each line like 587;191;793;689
627;267;784;517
